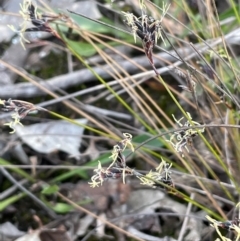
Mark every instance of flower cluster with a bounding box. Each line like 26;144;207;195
88;161;133;188
122;1;169;45
167;112;205;156
122;12;163;46
216;218;240;231
8;0;35;48
138;158;174;192
176;69;196;93
206;215;240;241
109;133;134;166
0;99;41;133
122;2;169;74
8;0;63;49
88;133;134;188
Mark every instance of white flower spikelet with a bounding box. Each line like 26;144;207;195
7;0;35;49
168;112;205;156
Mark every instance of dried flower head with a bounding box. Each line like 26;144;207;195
0;99;42;133
167;112;205;156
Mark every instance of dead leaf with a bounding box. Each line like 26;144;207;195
0;222;25;239
15;119;87;158
15;231;41;241
39;229;72;241
15;229;72;241
75;214;94;237
128;226;177;241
